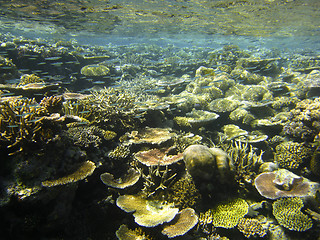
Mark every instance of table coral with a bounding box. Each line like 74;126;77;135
272;197;313;232
161;208;198;238
254;169;317;200
116;194;179;227
100;168;140;189
42;160;96;187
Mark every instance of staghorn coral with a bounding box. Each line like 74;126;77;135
42;160;96;187
237;217;267;238
116;194;179;227
221;140;264;191
199;198;249;229
134;148;183;198
40;95;63;114
0;97;49;155
274;141;312;170
161;208;198;238
272;197;313;232
282;97;320;141
64;87;144;131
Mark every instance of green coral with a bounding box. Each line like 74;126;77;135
275;141;312;170
272;197;313;232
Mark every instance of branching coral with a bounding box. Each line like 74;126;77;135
167;174;201;209
221;140;263;191
0;97;49;155
65;125;116;148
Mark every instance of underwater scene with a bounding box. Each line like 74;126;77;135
1;0;320;239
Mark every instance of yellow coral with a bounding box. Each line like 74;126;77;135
42;161;96;187
200;198;249;229
275;141;312;169
272;197;313;231
18;74;44;86
237;218;267;238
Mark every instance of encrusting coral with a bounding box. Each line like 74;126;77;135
272;197;313;232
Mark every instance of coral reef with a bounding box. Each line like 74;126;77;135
174;109;219;129
222;141;264;191
40;95;63;114
0;96;50;155
126;127;176;145
108;144;131;159
272;197;313;232
18;74;44;86
161;208;198;238
65;125;116;148
116;225;151;240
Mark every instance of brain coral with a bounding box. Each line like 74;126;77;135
272;197;313;232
